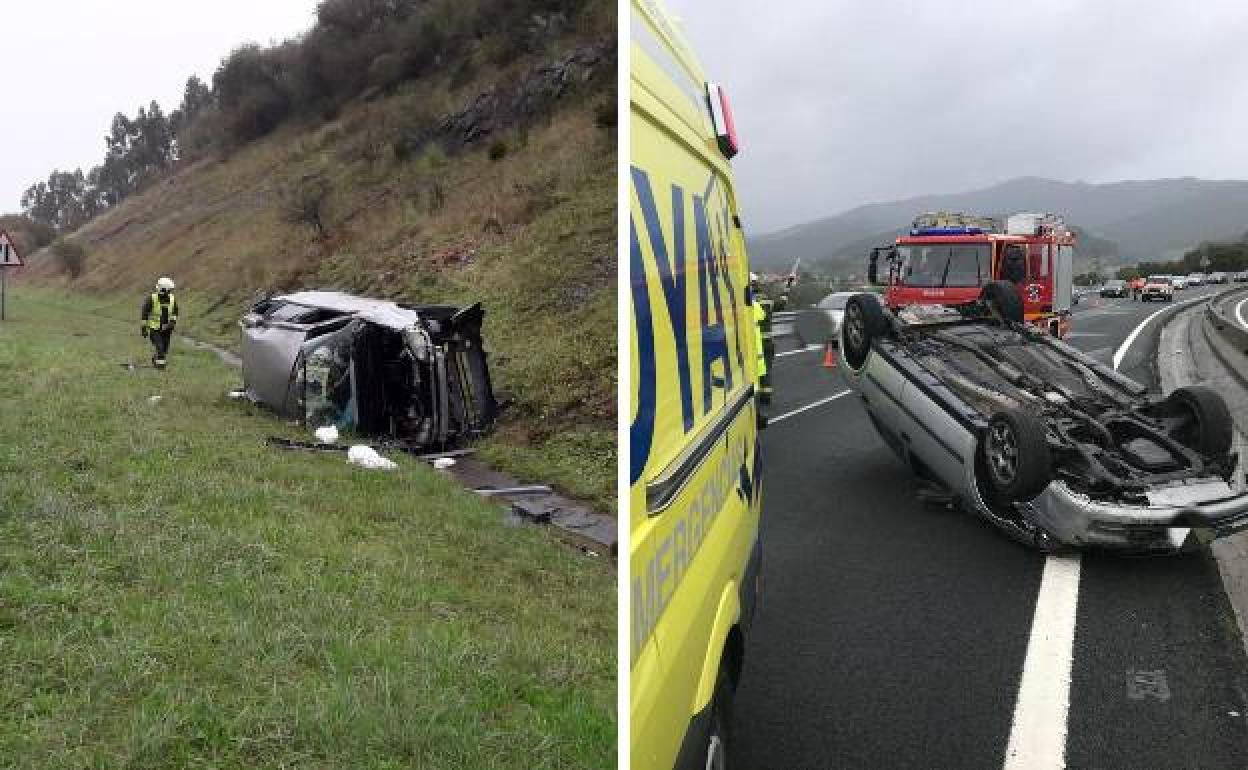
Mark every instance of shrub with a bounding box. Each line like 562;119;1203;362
488;140;507;161
279;175;331;235
52;239;87;280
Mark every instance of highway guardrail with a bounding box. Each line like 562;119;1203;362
1202;285;1248;386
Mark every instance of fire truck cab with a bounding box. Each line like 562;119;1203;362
868;211;1076;338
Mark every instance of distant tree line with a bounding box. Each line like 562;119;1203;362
1117;234;1248;279
21;0;605;232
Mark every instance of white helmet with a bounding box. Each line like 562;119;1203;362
156;276;175;291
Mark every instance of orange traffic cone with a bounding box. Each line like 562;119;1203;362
822;341;837;368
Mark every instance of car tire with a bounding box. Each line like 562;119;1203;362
979;280;1024;324
979;409;1052;502
1167;386;1233;458
842;293;889;370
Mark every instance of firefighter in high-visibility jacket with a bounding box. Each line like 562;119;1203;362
141;276;179;369
750;272;773;407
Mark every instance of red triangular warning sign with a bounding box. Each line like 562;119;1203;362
0;230;24;267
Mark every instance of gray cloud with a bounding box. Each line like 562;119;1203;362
661;0;1248;234
2;0;315;214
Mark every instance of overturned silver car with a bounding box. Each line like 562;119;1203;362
840;282;1248;554
240;291;497;447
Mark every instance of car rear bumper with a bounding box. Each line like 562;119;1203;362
1023;479;1248;553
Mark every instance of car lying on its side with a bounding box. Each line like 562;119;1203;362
839;282;1248;554
1099;279;1129;298
240;291;498;447
1141;275;1175;302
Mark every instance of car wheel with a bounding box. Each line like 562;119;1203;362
842;294;889;370
979;280;1024;324
979;409;1052;502
1166;386;1233;458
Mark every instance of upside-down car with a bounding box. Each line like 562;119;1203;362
839;281;1248;554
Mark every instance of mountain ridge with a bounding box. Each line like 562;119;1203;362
747;176;1248;270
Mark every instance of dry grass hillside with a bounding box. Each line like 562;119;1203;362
22;45;617;509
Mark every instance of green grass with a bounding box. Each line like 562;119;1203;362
0;289;615;769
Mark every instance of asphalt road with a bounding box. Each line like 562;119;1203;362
735;284;1248;769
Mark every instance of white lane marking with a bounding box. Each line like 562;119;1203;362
1004;554;1082;770
1112;295;1210;371
1236;296;1248;330
768;390;852;424
775;344;822;358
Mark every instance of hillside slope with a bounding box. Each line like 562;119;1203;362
22;41;616;508
747;176;1248;269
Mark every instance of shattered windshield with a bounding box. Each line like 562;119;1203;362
303;337;357;429
898;243;989;288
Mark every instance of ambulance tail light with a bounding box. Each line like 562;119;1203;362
706;82;739;159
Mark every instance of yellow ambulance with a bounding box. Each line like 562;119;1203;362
630;1;764;767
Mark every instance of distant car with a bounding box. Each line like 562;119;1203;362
1187;272;1206;286
1208;272;1229;284
1142;275;1175;302
1100;279;1129;298
240;291;498;446
1170;275;1189;290
815;291;858;342
1236;271;1248;283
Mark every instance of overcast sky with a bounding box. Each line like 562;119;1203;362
663;0;1248;234
1;1;316;214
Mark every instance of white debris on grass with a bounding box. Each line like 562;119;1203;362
347;445;397;470
433;457;457;470
148;395;162;404
227;389;248;400
314;425;340;444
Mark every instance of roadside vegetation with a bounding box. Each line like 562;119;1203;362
1119;234;1248;279
15;0;616;510
0;289;614;768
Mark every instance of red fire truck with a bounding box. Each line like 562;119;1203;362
868;211;1076;337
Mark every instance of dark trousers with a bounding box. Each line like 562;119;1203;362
150;329;172;362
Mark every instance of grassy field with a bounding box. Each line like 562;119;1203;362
0;289;615;769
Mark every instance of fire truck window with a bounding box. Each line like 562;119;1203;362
1002;245;1026;284
945;245;983;286
1028;244;1049;279
902;244;988;287
901;246;942;287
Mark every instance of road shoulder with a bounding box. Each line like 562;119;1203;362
1158;301;1248;655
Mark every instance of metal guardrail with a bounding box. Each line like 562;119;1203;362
1205;286;1248;356
1198;286;1248;390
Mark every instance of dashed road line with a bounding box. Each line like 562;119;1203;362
775;344;822;358
768;390;852;424
1004;554;1083;770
